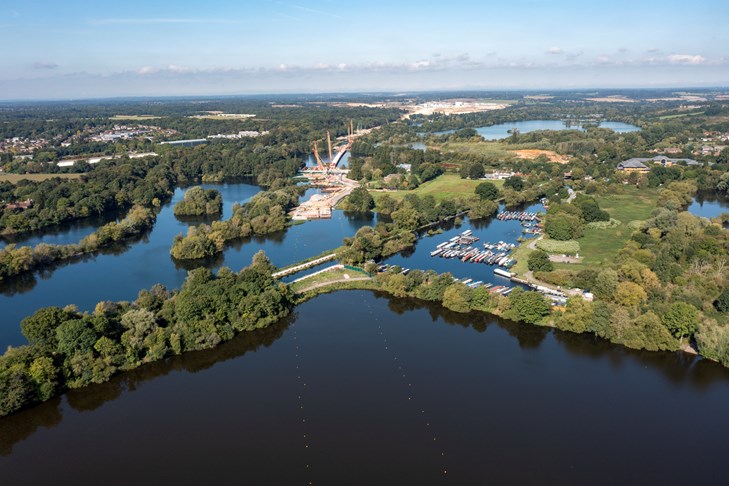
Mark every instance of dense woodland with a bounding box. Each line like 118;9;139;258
173;187;222;216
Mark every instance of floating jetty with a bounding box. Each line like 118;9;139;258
430;230;516;268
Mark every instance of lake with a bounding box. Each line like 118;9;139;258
687;191;729;220
0;181;375;348
435;120;641;139
1;290;727;484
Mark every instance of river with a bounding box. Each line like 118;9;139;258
0;181;375;348
1;290;727;484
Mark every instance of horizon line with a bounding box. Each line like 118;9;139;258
1;85;728;104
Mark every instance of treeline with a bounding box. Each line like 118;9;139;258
0;252;293;417
173;187;222;216
170;187;301;260
360;267;552;325
0;206;156;280
0;159;175;236
348;142;443;190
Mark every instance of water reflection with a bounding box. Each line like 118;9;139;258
0;290;727;483
688;190;729;220
0;313;294;456
0;209;124;250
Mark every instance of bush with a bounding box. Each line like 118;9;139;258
586;218;622;230
535;239;580;254
627;220;645;230
528;250;553;272
714;287;729;313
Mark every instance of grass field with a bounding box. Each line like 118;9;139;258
571;186;658;267
289;266;370;294
370;174;502;204
657;112;704;120
513;186;659;274
0;173;83;183
437;141;513;160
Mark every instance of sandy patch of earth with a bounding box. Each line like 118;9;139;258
512;149;570;164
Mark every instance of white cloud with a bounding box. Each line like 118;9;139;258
667;54;707;65
546;47;563;55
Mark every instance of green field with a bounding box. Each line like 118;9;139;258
0;173;83;183
437;141;513;160
514;186;659;274
570;186;658;267
289;266;369;294
371;174;501;204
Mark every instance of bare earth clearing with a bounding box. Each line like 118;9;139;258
512;149;570;164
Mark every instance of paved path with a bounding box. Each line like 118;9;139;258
296;276;371;294
272;253;336;278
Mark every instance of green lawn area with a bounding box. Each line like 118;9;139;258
289;266;368;294
594;186;658;223
371;174;502;204
570;186;659;268
438;141;513;159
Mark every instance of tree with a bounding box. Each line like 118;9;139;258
614;281;647;309
528;250;554;272
714;287;729;313
21;307;77;352
545;213;583;240
593;269;618;301
375;194;398;215
506;288;551;324
475;182;499;201
661;301;699;342
343;187;374;213
460;162;484;180
442;284;471;313
504;175;524;191
55;319;98;356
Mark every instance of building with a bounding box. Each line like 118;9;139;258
618;154;701;172
617;159;650;172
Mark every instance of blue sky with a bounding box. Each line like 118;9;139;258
1;0;728;99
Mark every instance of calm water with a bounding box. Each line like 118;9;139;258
0;210;123;250
436;120;640;139
687;191;729;220
0;182;375;348
384;202;542;289
1;291;727;484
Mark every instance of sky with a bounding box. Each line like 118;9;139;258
1;0;728;100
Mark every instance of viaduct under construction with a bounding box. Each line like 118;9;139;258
291;120;361;221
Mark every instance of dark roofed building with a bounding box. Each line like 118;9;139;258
617;154;701;172
617;159;650;172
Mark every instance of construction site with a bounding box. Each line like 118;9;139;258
291;121;361;220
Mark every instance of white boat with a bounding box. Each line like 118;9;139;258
494;268;512;278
